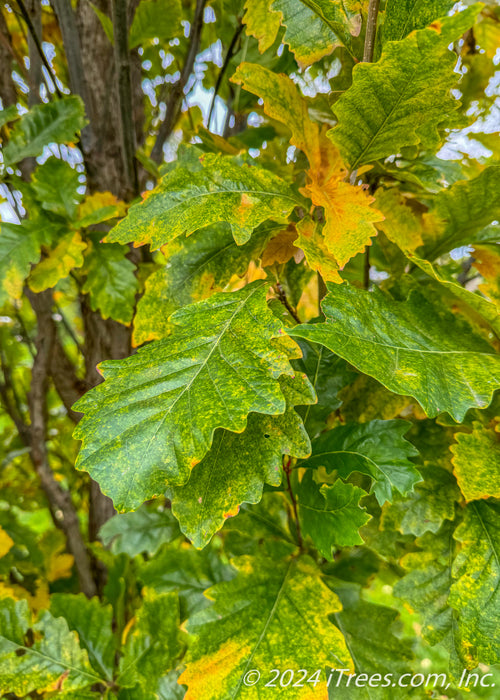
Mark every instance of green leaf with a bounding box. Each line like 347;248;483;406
449;501;500;667
169;373;314;548
300;420;420;505
295;339;356;436
179;549;353;699
288;283;500;421
3;97;87;166
0;104;19;130
298;472;370;555
139;543;233;618
386;465;460;537
426;166;500;259
29;232;87;293
31;157;83;220
50;594;115;681
81;239;138;325
299;0;363;57
129;0;182;48
107;153;298;247
325;581;414;699
451;422;500;501
405;252;500;336
133;222;276;344
73;283;299;511
99;504;181;556
0;598;103;695
118;591;183;689
242;0;281;53
271;0;340;66
0;221;45;305
328;12;479;168
394;527;462;674
382;0;456;44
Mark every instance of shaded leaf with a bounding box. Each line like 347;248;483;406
374;187;423;252
99;505;181;557
289;283;500;421
73;283;298;511
129;0;182;48
179;548;353;699
3;97;86;166
107;153;298;248
301;420;420;505
298;471;370;555
50;594;115;681
169;373;314;548
81;240;138;325
31;157;83;220
118;591;184;689
0;221;46;304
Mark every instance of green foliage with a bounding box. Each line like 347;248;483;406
1;0;499;697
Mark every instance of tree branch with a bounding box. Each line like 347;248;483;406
363;0;381;63
26;289;96;598
16;0;63;98
112;0;138;196
207;21;243;131
150;0;207;163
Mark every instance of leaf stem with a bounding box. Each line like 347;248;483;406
284;457;303;549
275;282;301;324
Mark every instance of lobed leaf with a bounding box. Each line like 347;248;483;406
288;284;500;421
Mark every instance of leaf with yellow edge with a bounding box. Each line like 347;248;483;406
77;191;127;229
260;227;299;267
179;547;353;699
296;218;342;283
272;0;339;67
374;188;423;252
29;232;87;292
232;64;383;267
449;501;500;667
305;178;384;268
242;0;281;53
450;422;500;502
0;527;13;558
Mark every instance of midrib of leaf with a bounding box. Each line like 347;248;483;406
120;283;269;506
349;60;421;170
397;0;422;40
155;186;299;215
232;560;294;698
306;449;403;483
472;503;500;571
317;328;496;356
300;498;358;516
0;635;104;684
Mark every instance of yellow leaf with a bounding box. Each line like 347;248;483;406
77;190;127;227
47;553;74;582
375;187;424;252
304;178;384;268
0;527;14;558
242;0;281;53
295;218;342;283
451;422;500;501
28;232;87;292
473;244;500;310
260;228;299;267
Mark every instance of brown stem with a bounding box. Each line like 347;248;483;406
26;289;96;597
150;0;207;163
363;0;381;63
275;282;301;324
207;21;244;130
112;0;138;196
284;457;303;549
363;245;371;289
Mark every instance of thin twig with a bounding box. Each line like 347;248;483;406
275;282;301;324
150;0;207;162
207;22;244;131
363;244;371;289
15;0;63;97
